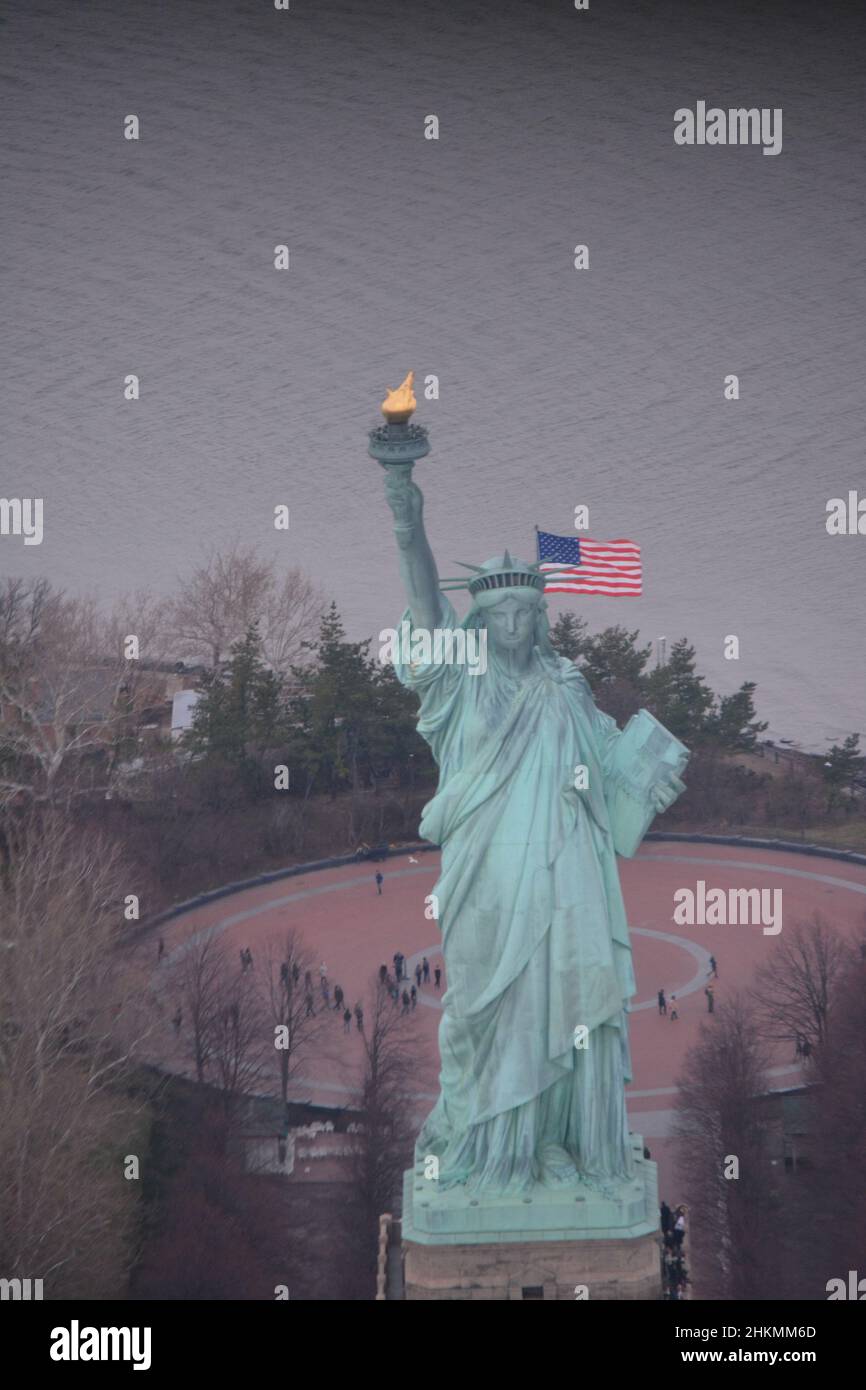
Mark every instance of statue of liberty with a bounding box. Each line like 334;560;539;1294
376;375;688;1200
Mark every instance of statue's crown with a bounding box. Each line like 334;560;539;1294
455;551;546;597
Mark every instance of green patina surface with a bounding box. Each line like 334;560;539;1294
375;405;687;1240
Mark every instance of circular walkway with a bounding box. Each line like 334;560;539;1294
142;842;866;1198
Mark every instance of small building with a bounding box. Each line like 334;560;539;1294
171;689;201;740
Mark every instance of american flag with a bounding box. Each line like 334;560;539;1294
536;529;642;596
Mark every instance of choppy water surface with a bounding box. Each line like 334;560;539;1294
2;0;864;747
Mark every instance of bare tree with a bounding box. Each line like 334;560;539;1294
751;912;852;1056
172;933;268;1118
674;993;780;1299
0;814;150;1297
731;948;866;1300
262;930;324;1105
350;977;425;1272
209;968;266;1121
0;577;171;808
798;958;866;1294
163;544;324;673
174;933;226;1084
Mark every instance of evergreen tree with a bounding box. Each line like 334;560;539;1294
703;682;768;752
187;625;287;771
289;603;430;799
822;732;865;812
367;664;430;786
579;625;652;688
289;604;366;797
643;637;714;744
549;612;588;662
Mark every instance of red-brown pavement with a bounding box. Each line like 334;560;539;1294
144;842;866;1202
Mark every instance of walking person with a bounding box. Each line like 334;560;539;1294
354;1002;364;1033
343;1007;352;1034
434;965;442;989
669;994;678;1021
410;984;417;1010
334;984;344;1012
705;984;715;1014
379;963;388;983
422;956;430;984
708;954;718;978
305;991;315;1018
401;989;410;1015
321;978;331;1007
674;1208;686;1250
415;963;423;989
375;871;384;895
658;988;666;1016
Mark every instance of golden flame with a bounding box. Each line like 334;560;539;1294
381;371;416;422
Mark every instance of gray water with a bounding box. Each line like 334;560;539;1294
2;0;864;749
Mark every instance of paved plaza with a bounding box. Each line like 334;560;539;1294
144;841;866;1199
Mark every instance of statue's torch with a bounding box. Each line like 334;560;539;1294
368;371;430;482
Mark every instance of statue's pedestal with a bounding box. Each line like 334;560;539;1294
401;1136;662;1301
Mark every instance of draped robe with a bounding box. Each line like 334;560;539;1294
395;596;655;1195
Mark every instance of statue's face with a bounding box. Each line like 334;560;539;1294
484;596;537;656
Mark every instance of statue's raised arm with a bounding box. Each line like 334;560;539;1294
371;372;442;633
383;472;441;633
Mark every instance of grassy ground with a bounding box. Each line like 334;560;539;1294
674;818;866;854
746;819;866;853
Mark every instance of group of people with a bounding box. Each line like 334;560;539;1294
376;952;443;1015
657;988;679;1021
657;956;719;1022
299;949;445;1035
302;962;365;1034
160;868;446;1045
659;1202;689;1300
